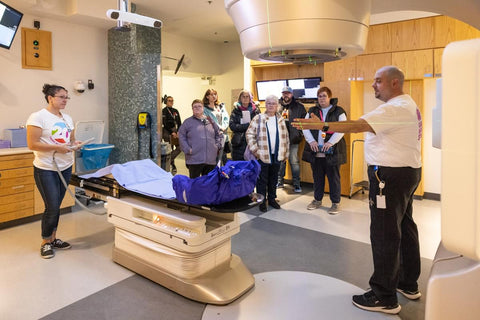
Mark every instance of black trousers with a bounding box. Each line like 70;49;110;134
257;159;280;202
310;157;341;203
367;166;422;304
187;164;216;179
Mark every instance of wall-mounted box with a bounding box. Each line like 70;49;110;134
4;128;27;148
21;28;52;70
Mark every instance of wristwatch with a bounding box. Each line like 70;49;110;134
322;122;329;132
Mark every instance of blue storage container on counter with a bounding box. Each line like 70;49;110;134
81;144;114;170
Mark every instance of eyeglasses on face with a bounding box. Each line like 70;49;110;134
318;94;328;98
54;95;71;100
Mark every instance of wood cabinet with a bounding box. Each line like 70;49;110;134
0;153;35;223
323;56;356;82
0;150;75;226
392;49;434;79
34;185;75;214
355;53;392;81
363;23;392;55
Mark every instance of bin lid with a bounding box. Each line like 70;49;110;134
75;120;105;144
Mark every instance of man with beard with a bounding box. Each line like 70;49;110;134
277;86;307;193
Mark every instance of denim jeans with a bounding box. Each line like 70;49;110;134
34;166;72;239
278;143;300;186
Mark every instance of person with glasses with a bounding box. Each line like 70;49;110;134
162;96;182;173
26;84;83;259
302;87;347;215
178;99;223;178
229;90;260;161
245;95;289;212
202;89;230;165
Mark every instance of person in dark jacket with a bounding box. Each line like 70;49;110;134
178;99;223;178
162;96;182;172
229;90;260;160
277;86;307;192
302;87;347;214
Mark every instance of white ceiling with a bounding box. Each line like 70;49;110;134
5;0;480;43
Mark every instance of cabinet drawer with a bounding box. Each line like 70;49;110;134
0;167;33;180
0;158;33;170
0;191;34;205
0;207;34;223
0;199;34;214
0;176;34;188
0;183;34;196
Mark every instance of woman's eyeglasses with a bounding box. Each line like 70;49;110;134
54;95;71;100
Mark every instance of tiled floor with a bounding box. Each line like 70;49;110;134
0;156;441;320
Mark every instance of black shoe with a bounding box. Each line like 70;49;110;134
268;200;281;209
259;202;267;212
51;238;71;250
352;290;401;314
397;288;422;300
40;243;55;259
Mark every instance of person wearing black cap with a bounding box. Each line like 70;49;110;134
277;86;307;192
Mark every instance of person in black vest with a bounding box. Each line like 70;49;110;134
229;90;260;161
302;87;347;214
277;86;307;192
162;96;182;172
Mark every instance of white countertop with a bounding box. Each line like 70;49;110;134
0;147;32;156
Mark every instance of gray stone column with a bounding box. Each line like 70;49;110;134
108;25;161;164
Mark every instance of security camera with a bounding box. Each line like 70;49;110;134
106;9;163;29
74;81;86;93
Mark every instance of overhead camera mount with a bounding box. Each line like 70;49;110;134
106;0;162;29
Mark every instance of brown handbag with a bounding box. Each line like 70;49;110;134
170;133;179;146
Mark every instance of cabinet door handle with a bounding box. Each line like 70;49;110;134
12;185;25;189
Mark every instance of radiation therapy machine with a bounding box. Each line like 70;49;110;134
424;39;480;320
71;160;261;305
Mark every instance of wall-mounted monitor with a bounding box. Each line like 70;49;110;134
0;0;23;50
255;79;287;101
287;77;322;100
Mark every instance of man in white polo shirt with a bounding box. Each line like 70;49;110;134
293;65;422;315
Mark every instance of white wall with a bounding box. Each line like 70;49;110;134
161;35;244;122
0;14;109;142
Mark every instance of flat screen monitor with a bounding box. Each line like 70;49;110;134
0;0;23;49
256;79;287;101
287;77;322;100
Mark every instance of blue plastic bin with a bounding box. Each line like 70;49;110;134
81;144;114;170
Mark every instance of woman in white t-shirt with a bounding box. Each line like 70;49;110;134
27;84;82;259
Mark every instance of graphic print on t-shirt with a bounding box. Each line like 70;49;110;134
50;122;70;144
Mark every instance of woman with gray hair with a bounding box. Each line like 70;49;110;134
245;95;289;212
